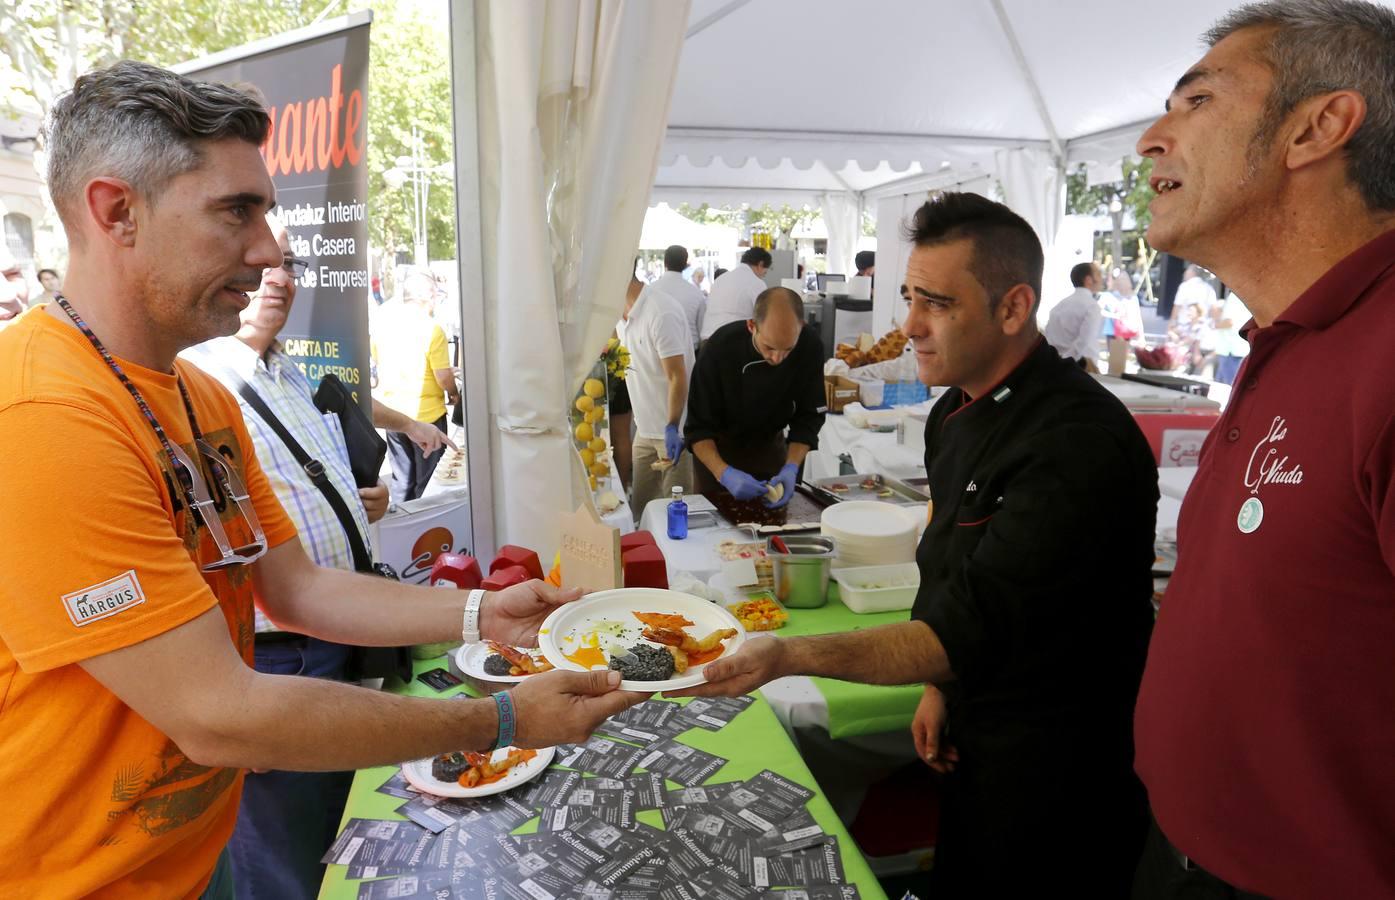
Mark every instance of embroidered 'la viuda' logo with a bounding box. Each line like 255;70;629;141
1245;416;1305;495
1238;415;1305;535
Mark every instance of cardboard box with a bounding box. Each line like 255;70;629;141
825;375;861;413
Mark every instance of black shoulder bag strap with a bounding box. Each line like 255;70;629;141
220;367;374;573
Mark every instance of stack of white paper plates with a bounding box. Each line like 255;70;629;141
821;501;918;568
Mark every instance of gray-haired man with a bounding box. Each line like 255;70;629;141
0;60;642;898
1132;2;1395;897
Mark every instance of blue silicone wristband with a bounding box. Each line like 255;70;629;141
492;690;517;750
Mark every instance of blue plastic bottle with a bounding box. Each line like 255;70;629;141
666;486;688;540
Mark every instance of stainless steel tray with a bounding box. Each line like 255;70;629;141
805;472;929;507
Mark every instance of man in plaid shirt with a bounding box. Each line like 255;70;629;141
184;216;394;898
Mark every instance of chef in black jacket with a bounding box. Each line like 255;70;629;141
684;287;826;511
672;193;1158;898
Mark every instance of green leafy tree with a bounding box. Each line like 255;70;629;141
1;2;321;111
675;202;818;243
359;1;455;263
1;2;133;111
1066;157;1154;268
675;202;736;227
748;204;816;242
0;0;456;263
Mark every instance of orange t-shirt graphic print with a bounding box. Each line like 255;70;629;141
0;309;298;898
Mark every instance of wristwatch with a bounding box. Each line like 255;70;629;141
461;588;485;644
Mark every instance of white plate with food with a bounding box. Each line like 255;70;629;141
537;588;746;692
401;745;556;798
454;641;554;684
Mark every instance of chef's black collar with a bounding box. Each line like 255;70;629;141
943;335;1051;425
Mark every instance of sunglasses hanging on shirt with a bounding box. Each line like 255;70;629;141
55;294;267;571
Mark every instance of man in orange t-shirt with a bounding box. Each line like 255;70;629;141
0;62;643;899
0;308;298;896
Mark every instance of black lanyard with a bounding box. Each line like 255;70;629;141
55;294;267;569
53;287;245;527
56;294;212;513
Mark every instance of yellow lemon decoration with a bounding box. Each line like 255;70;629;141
575;395;594;413
588;437;607;453
585;408;603;424
574;422;594;443
590;461;610;477
583;378;605;399
580;448;596;467
588;474;598;491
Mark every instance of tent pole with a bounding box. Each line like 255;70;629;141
988;0;1065;168
686;0;753;40
448;0;496;560
821;160;859;198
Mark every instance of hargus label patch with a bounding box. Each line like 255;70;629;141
62;570;146;627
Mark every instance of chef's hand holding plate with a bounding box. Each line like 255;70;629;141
508;668;651;747
481;580;584;647
912;683;958;774
664;634;783;698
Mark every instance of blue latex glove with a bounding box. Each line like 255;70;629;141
664;424;684;462
764;463;799;508
719;466;768;501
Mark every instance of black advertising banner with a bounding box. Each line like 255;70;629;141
179;15;373;413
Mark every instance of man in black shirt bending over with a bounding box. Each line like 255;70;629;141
684;287;826;518
673;193;1158;898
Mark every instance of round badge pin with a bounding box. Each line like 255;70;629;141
1237;497;1264;534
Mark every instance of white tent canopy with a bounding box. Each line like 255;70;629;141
447;0;1253;556
651;0;1242;331
655;0;1234;209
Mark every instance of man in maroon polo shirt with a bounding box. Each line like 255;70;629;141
1131;3;1395;898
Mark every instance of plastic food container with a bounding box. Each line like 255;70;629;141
831;563;920;614
858;379;885;407
766;534;837;608
726;592;790;631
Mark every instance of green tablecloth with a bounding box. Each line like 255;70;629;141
775;588;923;740
318;657;889;900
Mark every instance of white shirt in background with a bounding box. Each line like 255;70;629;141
625;290;694;439
1213;293;1252;358
183;337;369;632
1044;286;1103;363
701;264;766;340
644;270;705;347
1172;276;1220;352
1174;277;1219;313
